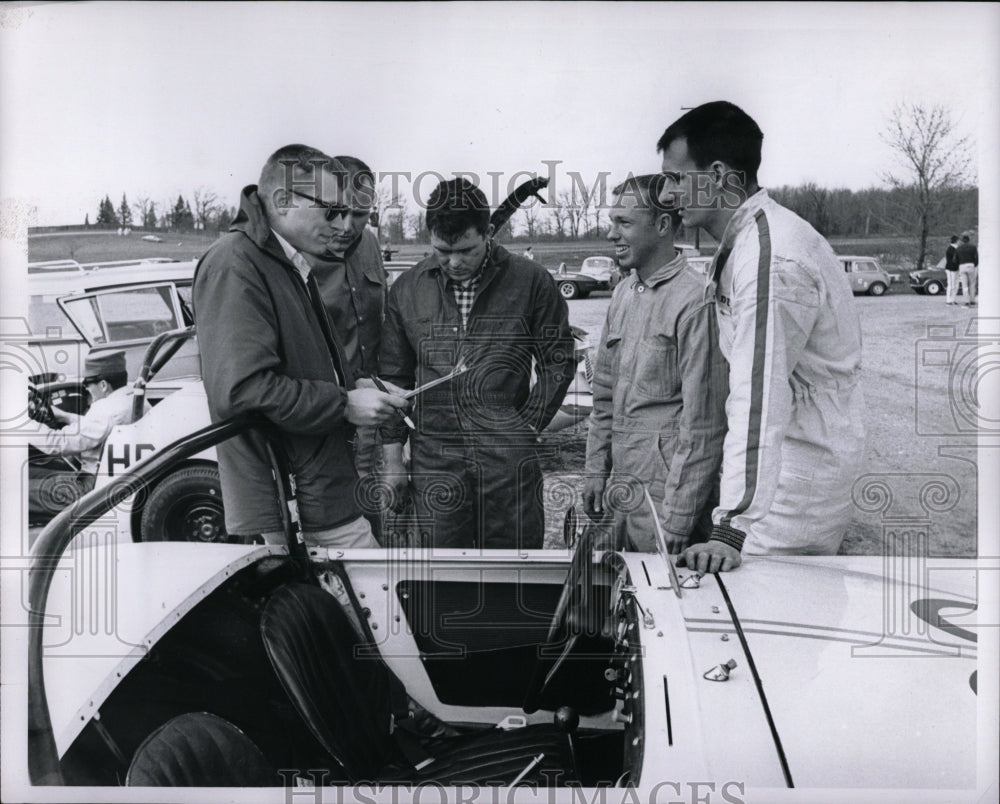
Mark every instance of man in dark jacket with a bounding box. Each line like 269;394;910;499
192;144;408;547
955;234;979;308
379;178;574;549
944;235;960;304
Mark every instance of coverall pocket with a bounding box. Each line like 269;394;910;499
635;336;679;399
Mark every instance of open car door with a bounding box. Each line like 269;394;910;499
57;282;201;381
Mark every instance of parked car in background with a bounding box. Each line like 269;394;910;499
909;258;951;296
141;234;163;243
549;264;604;299
578;256;617;291
838;256;892;296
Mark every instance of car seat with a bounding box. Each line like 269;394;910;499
260;583;575;785
125;712;275;786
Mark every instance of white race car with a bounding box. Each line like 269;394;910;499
17;415;986;799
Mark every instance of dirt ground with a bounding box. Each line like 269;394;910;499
539;289;982;556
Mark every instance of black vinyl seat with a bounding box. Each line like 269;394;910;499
126;712;275;787
260;583;575;785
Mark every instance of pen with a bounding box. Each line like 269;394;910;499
369;375;416;429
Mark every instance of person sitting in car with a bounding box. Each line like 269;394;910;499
28;350;134;521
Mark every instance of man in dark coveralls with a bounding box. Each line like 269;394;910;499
378;178;574;549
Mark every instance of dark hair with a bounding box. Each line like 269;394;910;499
961;235;970;243
950;235;960;243
258;144;346;210
92;372;128;391
611;173;682;228
425;178;491;242
333;154;376;209
656;101;763;185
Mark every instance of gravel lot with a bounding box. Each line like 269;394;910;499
540;288;981;556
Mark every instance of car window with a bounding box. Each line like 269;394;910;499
60;284;181;345
29;296;82;339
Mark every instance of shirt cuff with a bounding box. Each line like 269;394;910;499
709;523;746;552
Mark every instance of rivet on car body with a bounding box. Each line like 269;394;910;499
721;634;729;641
711;606;720;614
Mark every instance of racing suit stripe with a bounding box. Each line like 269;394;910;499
719;210;771;540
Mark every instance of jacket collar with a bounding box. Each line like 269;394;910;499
717;188;771;251
231;185;299;266
423;240;509;287
636;249;690;290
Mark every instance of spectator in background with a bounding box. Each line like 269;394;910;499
583;174;727;553
955;233;978;308
379;178;574;549
944;235;960;305
193;144;407;548
28;350;134;521
657;101;865;572
523;246;535;260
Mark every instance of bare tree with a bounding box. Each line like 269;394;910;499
881;103;972;270
133;196;157;229
557;190;585;239
519;203;542;240
192;187;220;231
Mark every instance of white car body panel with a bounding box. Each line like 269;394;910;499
38;542;981;791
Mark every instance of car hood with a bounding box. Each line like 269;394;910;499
679;556;977;789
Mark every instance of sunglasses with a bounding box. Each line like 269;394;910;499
289;190;352;221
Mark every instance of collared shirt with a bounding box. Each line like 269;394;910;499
446;274;481;332
444;241;492;332
270;228;341;385
309;229;387;380
271;228;312;284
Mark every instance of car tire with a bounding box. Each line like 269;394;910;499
925;281;943;296
140;465;228;543
912;288;925;295
558;281;579;300
867;282;887;297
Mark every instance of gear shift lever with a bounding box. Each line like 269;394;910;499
553;706;580;781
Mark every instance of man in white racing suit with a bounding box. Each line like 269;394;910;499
657;101;865;572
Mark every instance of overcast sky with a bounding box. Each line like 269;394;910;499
1;1;998;226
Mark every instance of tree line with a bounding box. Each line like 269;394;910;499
88;190;237;233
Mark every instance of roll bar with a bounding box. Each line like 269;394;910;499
28;415;306;784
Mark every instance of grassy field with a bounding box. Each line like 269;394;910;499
27;230;979;556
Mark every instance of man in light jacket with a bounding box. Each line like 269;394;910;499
657;102;866;572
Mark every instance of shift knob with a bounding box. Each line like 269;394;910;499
553;706;580;734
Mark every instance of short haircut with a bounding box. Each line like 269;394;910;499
656;101;764;185
950;235;960;243
611;173;682;228
961;235;970;243
103;372;128;391
425;178;491;242
258;144;346;212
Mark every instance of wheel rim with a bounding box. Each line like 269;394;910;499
871;284;886;296
927;283;941;295
560;283;576;298
173;498;226;542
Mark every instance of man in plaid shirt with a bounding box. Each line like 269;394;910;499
379;178;573;549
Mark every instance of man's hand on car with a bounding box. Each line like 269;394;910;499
677;540;742;574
